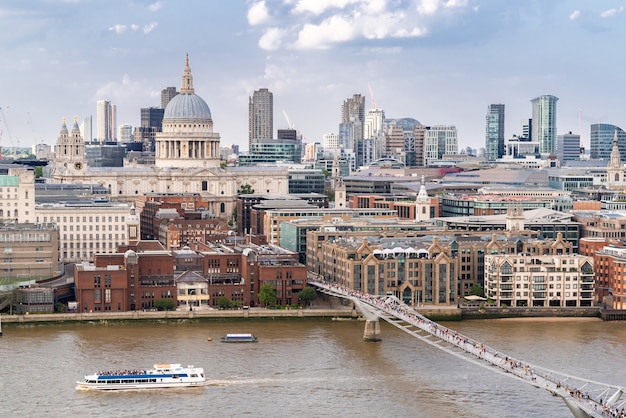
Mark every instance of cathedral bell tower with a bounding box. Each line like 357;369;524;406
53;117;87;177
415;176;431;222
607;130;625;187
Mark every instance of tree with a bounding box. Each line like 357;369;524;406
469;284;484;297
34;166;43;178
239;183;255;194
258;283;276;307
216;296;231;310
298;287;317;307
154;298;175;311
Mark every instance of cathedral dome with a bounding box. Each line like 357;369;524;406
162;54;212;123
163;93;212;122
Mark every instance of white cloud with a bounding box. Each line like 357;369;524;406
143;22;158;34
259;27;286;50
292;0;360;16
131;24;139;31
295;15;357;49
148;1;163;12
417;0;441;15
94;74;142;101
569;10;581;20
109;24;127;34
600;7;624;18
247;1;270;26
248;0;470;50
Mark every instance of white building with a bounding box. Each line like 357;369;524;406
35;201;131;263
485;253;594;308
323;133;339;150
0;165;36;223
423;125;458;166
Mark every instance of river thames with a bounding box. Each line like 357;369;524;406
1;317;625;417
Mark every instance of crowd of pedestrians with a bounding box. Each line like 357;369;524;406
97;369;146;376
312;279;624;418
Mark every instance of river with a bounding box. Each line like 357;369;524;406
0;317;624;417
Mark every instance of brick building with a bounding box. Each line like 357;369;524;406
74;240;307;311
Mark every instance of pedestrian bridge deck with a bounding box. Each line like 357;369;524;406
309;280;625;418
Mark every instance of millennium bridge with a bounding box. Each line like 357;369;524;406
308;279;625;418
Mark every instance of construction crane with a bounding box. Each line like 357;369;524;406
0;106;17;158
368;83;377;109
27;112;42;144
282;109;295;129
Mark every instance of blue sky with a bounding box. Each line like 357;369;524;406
1;0;626;152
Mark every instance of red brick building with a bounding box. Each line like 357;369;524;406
74;240;307;311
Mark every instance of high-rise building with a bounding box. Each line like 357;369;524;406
531;95;558;155
423;125;458;166
248;88;273;149
80;115;92;142
96;100;116;143
161;87;178;109
118;124;133;144
323;133;339;150
590;123;626;161
485;104;505;161
555;132;580;163
340;94;365;166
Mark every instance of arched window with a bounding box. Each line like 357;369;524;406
422;207;426;214
220;203;225;213
616;173;620;182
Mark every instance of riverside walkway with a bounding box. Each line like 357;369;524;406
309;279;625;418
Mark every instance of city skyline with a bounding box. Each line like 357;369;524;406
1;1;626;152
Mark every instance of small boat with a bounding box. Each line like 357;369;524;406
221;333;258;343
76;363;205;390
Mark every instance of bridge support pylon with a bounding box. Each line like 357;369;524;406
363;319;381;342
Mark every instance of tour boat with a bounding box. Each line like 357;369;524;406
76;363;205;390
221;333;258;343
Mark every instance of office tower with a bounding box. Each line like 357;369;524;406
590;123;626;161
248;88;273;149
96;100;115;143
118;124;133;144
161;87;178;109
323;133;339;150
136;107;165;152
485;104;505;161
80;116;93;142
556;132;580;162
423;125;458;166
520;119;532;140
340;94;365;166
531;95;558;155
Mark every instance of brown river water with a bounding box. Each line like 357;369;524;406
0;317;624;417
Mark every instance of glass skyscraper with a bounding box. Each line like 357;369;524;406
531;95;558;155
590;123;626;161
485;104;505;161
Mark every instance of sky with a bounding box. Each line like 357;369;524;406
1;0;626;153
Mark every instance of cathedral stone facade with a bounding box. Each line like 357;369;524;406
50;56;288;219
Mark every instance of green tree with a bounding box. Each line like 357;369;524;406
216;296;231;310
469;284;484;297
239;183;255;194
34;166;43;178
258;283;276;307
298;287;317;307
154;298;175;311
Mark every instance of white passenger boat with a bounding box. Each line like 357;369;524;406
76;363;205;390
221;333;258;343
